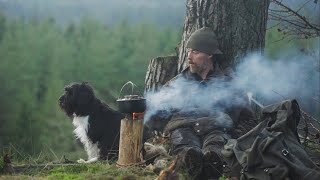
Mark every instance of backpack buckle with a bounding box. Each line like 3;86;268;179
282;149;289;156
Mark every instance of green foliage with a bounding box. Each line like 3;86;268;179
0;14;180;160
265;26;318;58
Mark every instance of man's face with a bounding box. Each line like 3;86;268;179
187;48;212;74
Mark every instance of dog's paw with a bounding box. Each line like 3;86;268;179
85;157;98;163
77;157;98;164
77;158;86;163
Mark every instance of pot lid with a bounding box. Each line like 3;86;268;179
117;95;145;101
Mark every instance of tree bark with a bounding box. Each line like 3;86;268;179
144;55;178;92
145;0;270;90
178;0;270;72
117;118;144;166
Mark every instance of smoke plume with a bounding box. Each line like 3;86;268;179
144;51;319;122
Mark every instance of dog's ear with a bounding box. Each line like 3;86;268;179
71;83;96;116
76;83;95;105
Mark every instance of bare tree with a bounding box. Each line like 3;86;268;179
269;0;320;40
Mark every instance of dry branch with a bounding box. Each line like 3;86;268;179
269;0;320;38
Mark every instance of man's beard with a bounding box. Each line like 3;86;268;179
189;62;207;75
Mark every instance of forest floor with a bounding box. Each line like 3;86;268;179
1;149;318;180
0;161;159;180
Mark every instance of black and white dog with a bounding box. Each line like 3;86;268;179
58;82;124;163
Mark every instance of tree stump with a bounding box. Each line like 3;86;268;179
144;55;178;92
117;118;144;166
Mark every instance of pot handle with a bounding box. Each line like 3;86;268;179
118;81;138;99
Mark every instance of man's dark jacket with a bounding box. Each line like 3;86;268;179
144;65;257;140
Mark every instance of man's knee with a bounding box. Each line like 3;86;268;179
170;128;201;155
203;130;230;149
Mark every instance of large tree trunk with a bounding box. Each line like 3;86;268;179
178;0;270;72
145;0;270;91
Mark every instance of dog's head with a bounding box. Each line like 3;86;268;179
59;82;95;117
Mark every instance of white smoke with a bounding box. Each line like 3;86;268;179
144;72;247;123
144;51;319;122
234;52;319;102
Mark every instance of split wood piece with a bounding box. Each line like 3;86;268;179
117;118;144;167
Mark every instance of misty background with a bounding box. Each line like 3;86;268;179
0;0;186;27
0;0;319;162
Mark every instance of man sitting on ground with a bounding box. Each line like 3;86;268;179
144;27;257;179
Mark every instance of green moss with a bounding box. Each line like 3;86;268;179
2;162;158;179
49;164;89;174
47;164;105;180
48;173;84;180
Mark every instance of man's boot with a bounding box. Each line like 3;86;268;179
182;147;204;179
202;148;224;179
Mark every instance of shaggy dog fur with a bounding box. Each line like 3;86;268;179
58;82;124;163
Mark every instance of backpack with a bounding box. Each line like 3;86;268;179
222;99;320;180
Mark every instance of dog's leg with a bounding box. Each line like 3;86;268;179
77;157;98;164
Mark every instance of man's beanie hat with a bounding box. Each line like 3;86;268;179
186;27;222;55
